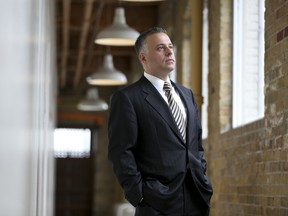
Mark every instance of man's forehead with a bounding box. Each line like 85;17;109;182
146;33;172;45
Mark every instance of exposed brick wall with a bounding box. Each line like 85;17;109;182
93;121;131;216
218;0;233;133
207;0;221;136
93;121;122;216
206;0;288;215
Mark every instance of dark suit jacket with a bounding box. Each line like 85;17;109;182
108;76;213;213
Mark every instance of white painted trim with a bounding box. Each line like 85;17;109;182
233;0;244;128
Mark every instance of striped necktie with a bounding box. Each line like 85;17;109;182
163;82;186;141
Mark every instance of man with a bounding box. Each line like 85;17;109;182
108;27;213;216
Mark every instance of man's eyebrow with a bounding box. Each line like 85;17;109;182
155;43;173;47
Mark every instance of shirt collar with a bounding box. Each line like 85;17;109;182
144;72;171;93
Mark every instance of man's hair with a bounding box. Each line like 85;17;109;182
134;27;167;56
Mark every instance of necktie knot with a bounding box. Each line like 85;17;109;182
163;81;172;92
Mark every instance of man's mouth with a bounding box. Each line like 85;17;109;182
166;59;174;64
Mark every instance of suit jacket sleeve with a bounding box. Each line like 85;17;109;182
108;90;143;206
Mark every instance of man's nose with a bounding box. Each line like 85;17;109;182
165;47;173;55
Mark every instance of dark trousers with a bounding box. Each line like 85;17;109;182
135;173;209;216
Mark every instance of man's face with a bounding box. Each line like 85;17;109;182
140;32;176;80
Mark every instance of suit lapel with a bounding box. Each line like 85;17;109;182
139;76;186;144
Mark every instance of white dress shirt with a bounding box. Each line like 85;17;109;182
144;72;187;122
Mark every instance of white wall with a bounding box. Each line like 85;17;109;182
0;0;56;215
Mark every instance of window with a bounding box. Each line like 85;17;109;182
233;0;265;127
54;128;91;158
202;0;209;138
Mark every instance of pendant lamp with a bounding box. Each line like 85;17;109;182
86;54;127;86
95;7;140;46
77;88;108;111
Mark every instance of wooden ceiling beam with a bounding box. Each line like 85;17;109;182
73;0;94;88
60;0;71;88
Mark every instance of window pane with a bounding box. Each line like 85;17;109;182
232;0;265;127
54;128;91;158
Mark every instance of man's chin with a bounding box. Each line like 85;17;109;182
167;66;175;72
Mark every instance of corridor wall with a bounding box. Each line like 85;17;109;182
0;0;56;215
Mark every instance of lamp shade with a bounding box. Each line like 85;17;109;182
94;7;140;46
86;54;127;86
77;88;108;111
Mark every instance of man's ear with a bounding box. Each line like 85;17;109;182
139;53;146;64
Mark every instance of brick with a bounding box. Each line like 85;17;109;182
285;26;288;37
277;30;284;42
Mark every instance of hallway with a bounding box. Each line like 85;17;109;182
0;0;288;216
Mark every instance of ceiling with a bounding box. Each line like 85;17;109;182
55;0;164;127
